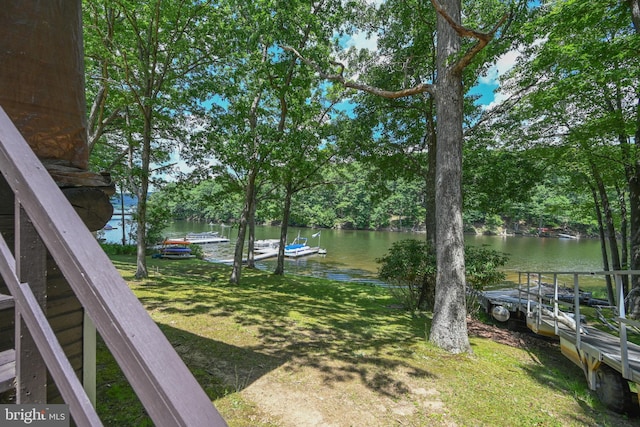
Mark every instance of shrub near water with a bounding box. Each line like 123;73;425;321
376;239;508;312
377;239;437;310
100;243;138;256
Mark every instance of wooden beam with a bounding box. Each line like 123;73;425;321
0;107;227;425
0;233;101;426
15;205;47;403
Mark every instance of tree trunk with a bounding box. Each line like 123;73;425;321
134;113;152;279
593;165;624;285
628;176;640;317
274;183;293;276
246;190;257;269
425;108;437;246
590;183;615;304
429;0;471;354
629;0;640;34
230;169;257;284
628;0;640;318
617;185;629;270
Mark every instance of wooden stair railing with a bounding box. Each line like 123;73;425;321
0;106;227;426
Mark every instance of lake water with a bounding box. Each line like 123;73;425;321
101;220;605;285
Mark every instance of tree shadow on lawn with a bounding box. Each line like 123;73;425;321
510;332;639;426
95;327;282;426
127;261;438;400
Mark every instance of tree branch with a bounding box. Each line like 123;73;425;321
430;0;509;74
282;46;435;99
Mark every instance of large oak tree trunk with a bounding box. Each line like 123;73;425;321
425;109;437;246
135;114;152;279
429;0;471;354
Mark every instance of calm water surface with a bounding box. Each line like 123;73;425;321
102;220;604;284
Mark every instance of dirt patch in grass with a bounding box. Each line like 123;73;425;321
467;316;555;350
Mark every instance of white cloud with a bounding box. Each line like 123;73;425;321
484;38;547;109
480;49;520;86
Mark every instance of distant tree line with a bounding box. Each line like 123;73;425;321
150;157;599;235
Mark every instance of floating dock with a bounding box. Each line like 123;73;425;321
216;246;321;264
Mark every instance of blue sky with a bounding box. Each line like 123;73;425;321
345;0;520;109
345;38;517;109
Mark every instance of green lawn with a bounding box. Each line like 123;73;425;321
95;255;638;426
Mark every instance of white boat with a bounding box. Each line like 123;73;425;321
558;233;578;240
312;231;326;255
284;235;319;258
255;239;280;249
182;231;230;244
255;239;280;254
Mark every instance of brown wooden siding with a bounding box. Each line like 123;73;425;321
0;175;85;403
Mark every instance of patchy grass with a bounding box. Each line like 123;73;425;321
96;256;638;426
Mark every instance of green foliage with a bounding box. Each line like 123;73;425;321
189;244;205;260
464;245;508;291
146;193;174;245
377;240;508;312
98;255;621;427
484;214;504;233
376;239;436;311
100;243;137;256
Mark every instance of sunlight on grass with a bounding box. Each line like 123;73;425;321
96;255;637;427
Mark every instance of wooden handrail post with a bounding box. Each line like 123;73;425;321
0;106;227;425
15;204;47;403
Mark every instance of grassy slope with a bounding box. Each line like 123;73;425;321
96;255;636;426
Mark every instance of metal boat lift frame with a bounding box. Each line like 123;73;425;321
479;270;640;413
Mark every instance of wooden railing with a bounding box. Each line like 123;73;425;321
0;107;227;426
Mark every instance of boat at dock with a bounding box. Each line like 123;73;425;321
164;232;230;245
255;239;280;251
558;233;578;239
284;235;319;258
157;242;195;260
185;231;230;244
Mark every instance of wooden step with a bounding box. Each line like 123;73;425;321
0;293;13;311
0;349;15;393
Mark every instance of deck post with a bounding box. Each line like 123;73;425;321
615;274;631;379
526;273;532;315
573;274;581;350
83;311;96;405
553;274;559;336
536;273;542;331
15;205;47;403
